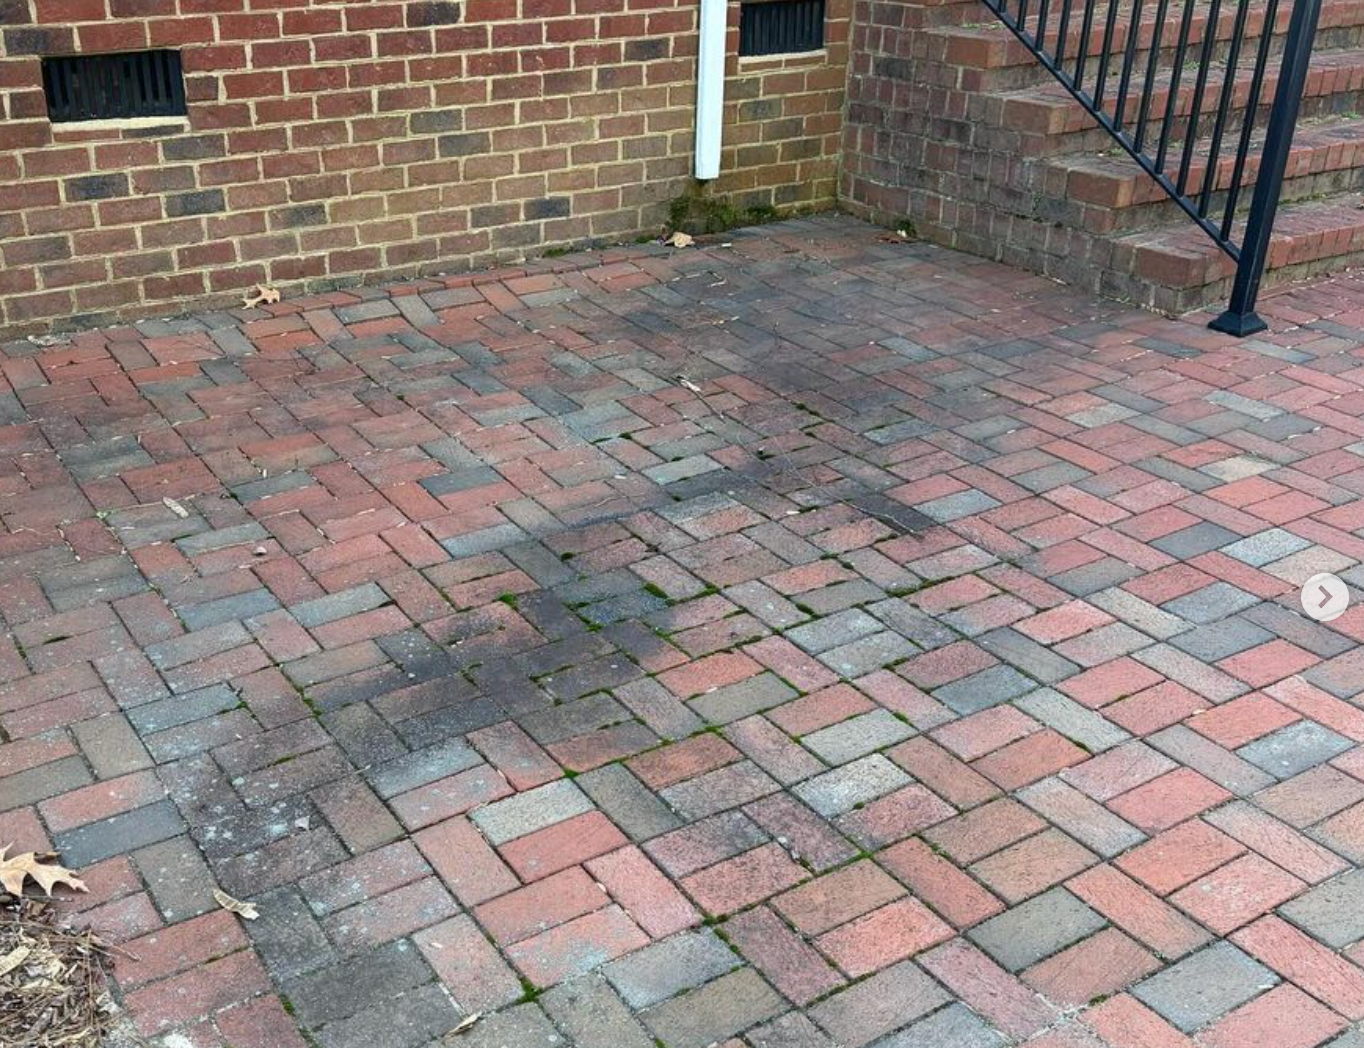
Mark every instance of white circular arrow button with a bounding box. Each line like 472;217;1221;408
1302;573;1350;623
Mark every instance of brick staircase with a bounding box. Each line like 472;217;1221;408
842;0;1364;313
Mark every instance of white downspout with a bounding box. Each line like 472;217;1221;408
694;0;726;180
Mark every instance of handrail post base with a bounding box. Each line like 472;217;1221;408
1208;308;1268;337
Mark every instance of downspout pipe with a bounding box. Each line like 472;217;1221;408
695;0;726;180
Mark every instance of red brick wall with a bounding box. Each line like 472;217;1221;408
0;0;847;337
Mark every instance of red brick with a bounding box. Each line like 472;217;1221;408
585;845;700;939
1023;928;1159;1008
1115;819;1246;895
414;816;518;906
627;734;741;790
1016;600;1112;644
772;860;904;936
466;721;561;790
836;784;954;847
1170;854;1306;935
973;730;1088;790
1082;995;1196;1048
680;842;807;916
724;906;844;1005
505;905;648;987
473;866;605;944
1108;768;1231;833
971;828;1097;903
126;949;271;1036
1059;658;1165;709
879;837;1005;929
1188;692;1300;748
657;650;761;697
116;912;248;990
888;736;1001;808
767;683;875;736
1217;641;1320;688
214;995;309;1048
1067;864;1211;960
1104;681;1208;736
499;811;627;883
930;705;1037;761
38;769;165;832
1201;984;1347;1048
919;937;1056;1041
415;914;523;1012
1233;915;1364;1020
924;798;1047;864
815;897;952;977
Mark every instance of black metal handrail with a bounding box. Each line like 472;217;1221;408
978;0;1324;335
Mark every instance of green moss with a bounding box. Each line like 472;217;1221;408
667;185;786;237
517;975;543;1003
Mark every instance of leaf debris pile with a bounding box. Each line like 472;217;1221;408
0;896;116;1048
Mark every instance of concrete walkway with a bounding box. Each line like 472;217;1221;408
4;214;1364;1048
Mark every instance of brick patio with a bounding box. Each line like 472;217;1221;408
5;213;1364;1048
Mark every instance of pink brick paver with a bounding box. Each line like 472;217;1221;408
5;215;1364;1046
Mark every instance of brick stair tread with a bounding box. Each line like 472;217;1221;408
996;47;1364;135
1049;115;1364;208
936;0;1364;71
1115;192;1364;288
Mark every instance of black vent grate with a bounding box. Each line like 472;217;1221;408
42;50;187;123
739;0;825;57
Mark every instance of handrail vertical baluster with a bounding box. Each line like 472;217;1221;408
1113;0;1149;130
1198;0;1256;216
1092;0;1121;108
1133;0;1172;151
1210;0;1326;335
1176;0;1223;194
1220;0;1282;239
1073;0;1099;91
1155;0;1200;171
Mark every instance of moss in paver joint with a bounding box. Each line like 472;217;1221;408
517;975;542;1003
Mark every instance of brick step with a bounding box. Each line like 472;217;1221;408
934;0;1364;91
994;47;1364;155
1113;192;1364;309
1046;114;1364;232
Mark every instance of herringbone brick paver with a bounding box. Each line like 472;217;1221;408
5;214;1364;1046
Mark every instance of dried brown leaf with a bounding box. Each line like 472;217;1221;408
451;1012;482;1035
242;283;282;308
0;848;87;898
212;889;259;920
0;943;30;977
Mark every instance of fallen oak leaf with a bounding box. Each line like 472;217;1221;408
242;284;282;309
212;889;259;920
0;847;87;897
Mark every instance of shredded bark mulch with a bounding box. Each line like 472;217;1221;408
0;896;117;1048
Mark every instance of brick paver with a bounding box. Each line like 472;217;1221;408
5;214;1364;1046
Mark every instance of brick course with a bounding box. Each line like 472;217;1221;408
0;0;848;337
